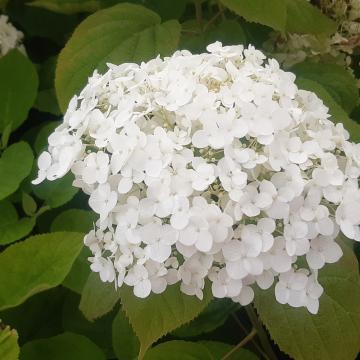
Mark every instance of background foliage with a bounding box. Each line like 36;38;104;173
0;0;359;359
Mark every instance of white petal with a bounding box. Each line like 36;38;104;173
149;242;171;263
226;261;247;280
256;270;274;290
171;212;190;230
306;250;325;270
195;231;213;252
118;177;133;194
275;282;289;304
212;282;227;298
236;286;254;306
134;279;152;298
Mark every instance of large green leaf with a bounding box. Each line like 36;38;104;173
0;232;84;310
79;273;121;321
120;284;212;358
20;332;105;360
32;173;78;208
292;62;359;113
0;200;35;246
255;239;360;360
51;209;96;233
220;0;336;35
112;309;140;360
55;3;181;112
0;50;38;134
296;78;360;143
29;0;119;14
172;298;238;338
143;340;257;360
0;142;33;200
0;324;19;360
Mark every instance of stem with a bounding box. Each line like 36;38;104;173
231;313;271;360
246;305;278;360
217;1;226;20
194;0;203;31
221;328;257;360
203;9;224;32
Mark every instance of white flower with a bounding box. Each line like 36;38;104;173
306;235;343;269
124;264;152;298
89;183;117;222
33;41;360;313
210;268;242;298
190;158;216;191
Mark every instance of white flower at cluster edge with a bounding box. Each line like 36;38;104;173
0;15;25;58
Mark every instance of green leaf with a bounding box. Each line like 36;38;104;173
20;332;105;360
34;57;61;115
120;283;212;358
34;121;61;154
112;308;140;360
0;201;34;246
292;62;359;113
62;292;116;357
296;78;360;142
7;2;79;45
143;340;257;360
0;0;9;10
32;173;78;208
0;202;36;245
55;3;181;112
205;20;247;47
180;20;246;55
145;0;187;21
62;247;91;294
51;209;96;233
220;0;286;32
255;238;360;360
172;298;239;338
284;0;336;35
220;0;336;35
0;142;33;200
79;273;121;321
0;324;19;360
0;288;66;344
29;0;119;14
0;232;84;310
0;50;38;134
22;192;37;216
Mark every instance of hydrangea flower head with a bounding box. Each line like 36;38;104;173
34;42;360;314
0;15;25;57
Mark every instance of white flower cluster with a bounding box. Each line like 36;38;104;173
0;15;25;57
34;42;360;314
